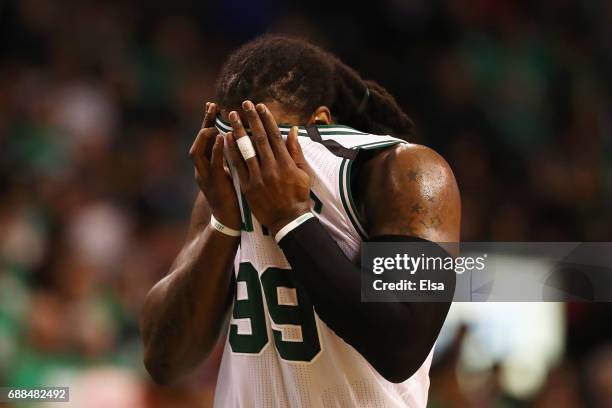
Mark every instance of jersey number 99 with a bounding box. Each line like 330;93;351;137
229;262;322;362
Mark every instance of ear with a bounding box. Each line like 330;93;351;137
307;106;332;125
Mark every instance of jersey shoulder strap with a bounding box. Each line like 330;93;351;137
214;115;406;158
313;125;405;148
303;125;407;241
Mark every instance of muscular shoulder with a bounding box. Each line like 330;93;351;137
365;143;455;187
360;143;460;241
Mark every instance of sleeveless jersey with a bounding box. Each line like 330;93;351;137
213;117;434;408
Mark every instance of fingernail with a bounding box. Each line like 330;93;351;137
256;104;266;114
205;102;209;109
242;100;254;111
229;111;239;122
208;104;214;114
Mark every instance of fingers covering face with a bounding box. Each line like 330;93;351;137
241;101;274;163
202;102;217;129
228;110;261;179
255;103;292;164
189;102;220;176
210;134;225;177
224;131;250;184
286;126;310;174
230;101;274;168
189;127;218;180
226;102;307;181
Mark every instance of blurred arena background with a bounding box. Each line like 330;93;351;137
1;0;611;407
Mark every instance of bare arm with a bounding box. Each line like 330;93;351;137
361;143;461;242
356;143;461;380
141;103;241;384
141;193;238;384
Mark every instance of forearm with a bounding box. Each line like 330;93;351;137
141;225;238;384
278;217;453;382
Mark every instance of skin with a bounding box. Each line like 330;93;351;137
141;104;240;384
141;100;460;384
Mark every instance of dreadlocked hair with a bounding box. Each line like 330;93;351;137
216;35;415;139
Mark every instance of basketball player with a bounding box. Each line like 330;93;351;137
141;36;460;407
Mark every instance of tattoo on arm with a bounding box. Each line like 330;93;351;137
429;216;442;229
362;145;459;241
403;216;421;236
400;214;445;237
419;216;442;231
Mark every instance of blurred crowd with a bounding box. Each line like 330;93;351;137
1;0;611;406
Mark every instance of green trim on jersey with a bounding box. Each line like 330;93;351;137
339;139;405;240
339;159;367;240
351;140;402;150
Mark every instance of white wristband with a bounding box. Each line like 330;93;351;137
210;214;241;237
274;213;315;243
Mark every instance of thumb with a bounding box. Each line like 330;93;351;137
286;126;309;172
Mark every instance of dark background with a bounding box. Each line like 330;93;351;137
1;0;611;406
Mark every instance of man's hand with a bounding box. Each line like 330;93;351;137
189;102;241;230
224;100;311;236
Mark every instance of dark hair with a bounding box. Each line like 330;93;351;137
215;35;415;139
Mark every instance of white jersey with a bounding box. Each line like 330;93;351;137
213;117;433;408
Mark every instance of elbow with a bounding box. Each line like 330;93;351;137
141;322;178;385
367;342;434;384
143;348;176;385
375;361;421;384
141;286;176;385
